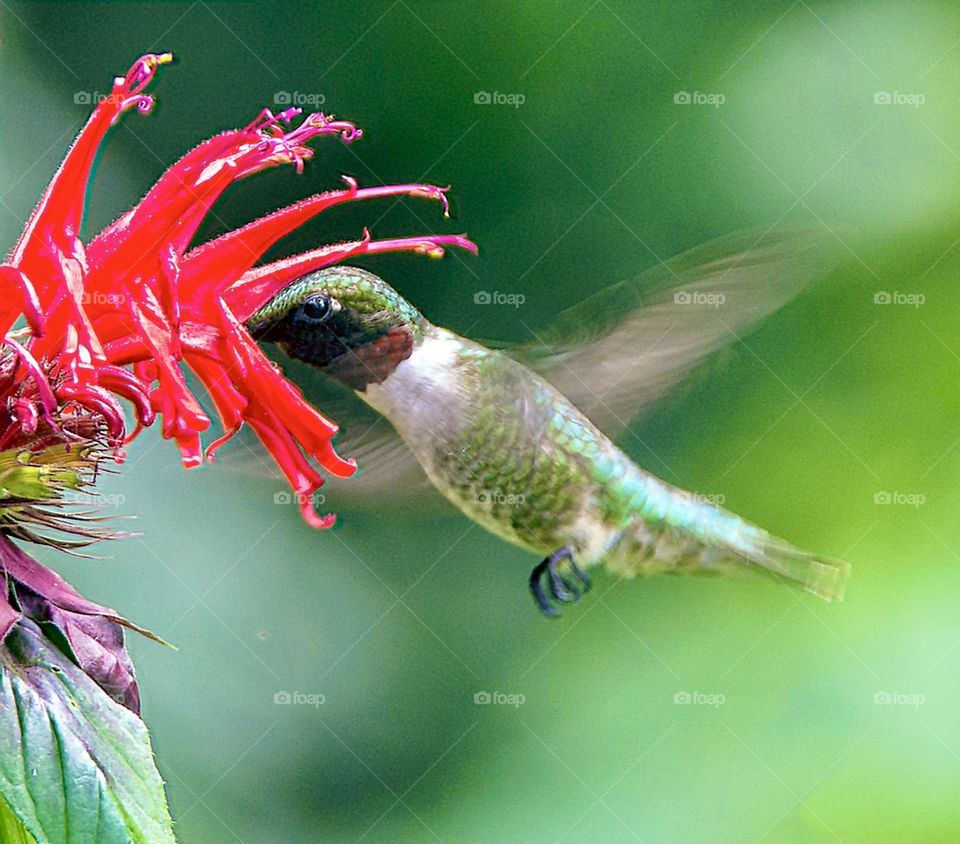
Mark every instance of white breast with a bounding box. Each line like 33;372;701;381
359;327;466;459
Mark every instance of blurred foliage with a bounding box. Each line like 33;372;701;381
3;1;960;841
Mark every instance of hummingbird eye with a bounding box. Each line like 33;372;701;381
298;295;333;324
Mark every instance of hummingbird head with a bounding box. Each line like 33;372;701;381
245;266;426;391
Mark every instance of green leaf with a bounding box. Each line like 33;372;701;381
0;619;175;844
0;794;36;843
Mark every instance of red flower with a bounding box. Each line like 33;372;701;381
1;52;477;528
0;348;159;712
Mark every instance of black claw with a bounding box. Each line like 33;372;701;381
529;562;560;617
548;565;579;603
569;559;591;592
529;547;587;617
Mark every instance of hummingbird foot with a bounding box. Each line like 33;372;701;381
568;559;592;592
529;547;585;617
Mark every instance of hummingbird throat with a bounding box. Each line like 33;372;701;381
320;325;415;391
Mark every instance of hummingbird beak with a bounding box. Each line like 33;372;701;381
245;319;270;340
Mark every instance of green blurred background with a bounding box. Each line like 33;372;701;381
3;1;960;841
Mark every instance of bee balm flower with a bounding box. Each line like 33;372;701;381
0;53;476;711
2;52;476;529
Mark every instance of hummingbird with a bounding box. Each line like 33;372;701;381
246;227;850;616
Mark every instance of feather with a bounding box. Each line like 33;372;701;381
514;222;844;439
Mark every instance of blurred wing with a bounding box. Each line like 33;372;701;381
328;411;438;502
514;223;843;438
214;361;443;511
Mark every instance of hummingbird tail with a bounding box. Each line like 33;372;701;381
746;535;851;602
607;500;851;602
600;469;851;600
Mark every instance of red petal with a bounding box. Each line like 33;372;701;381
3;53;479;529
226;232;478;320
